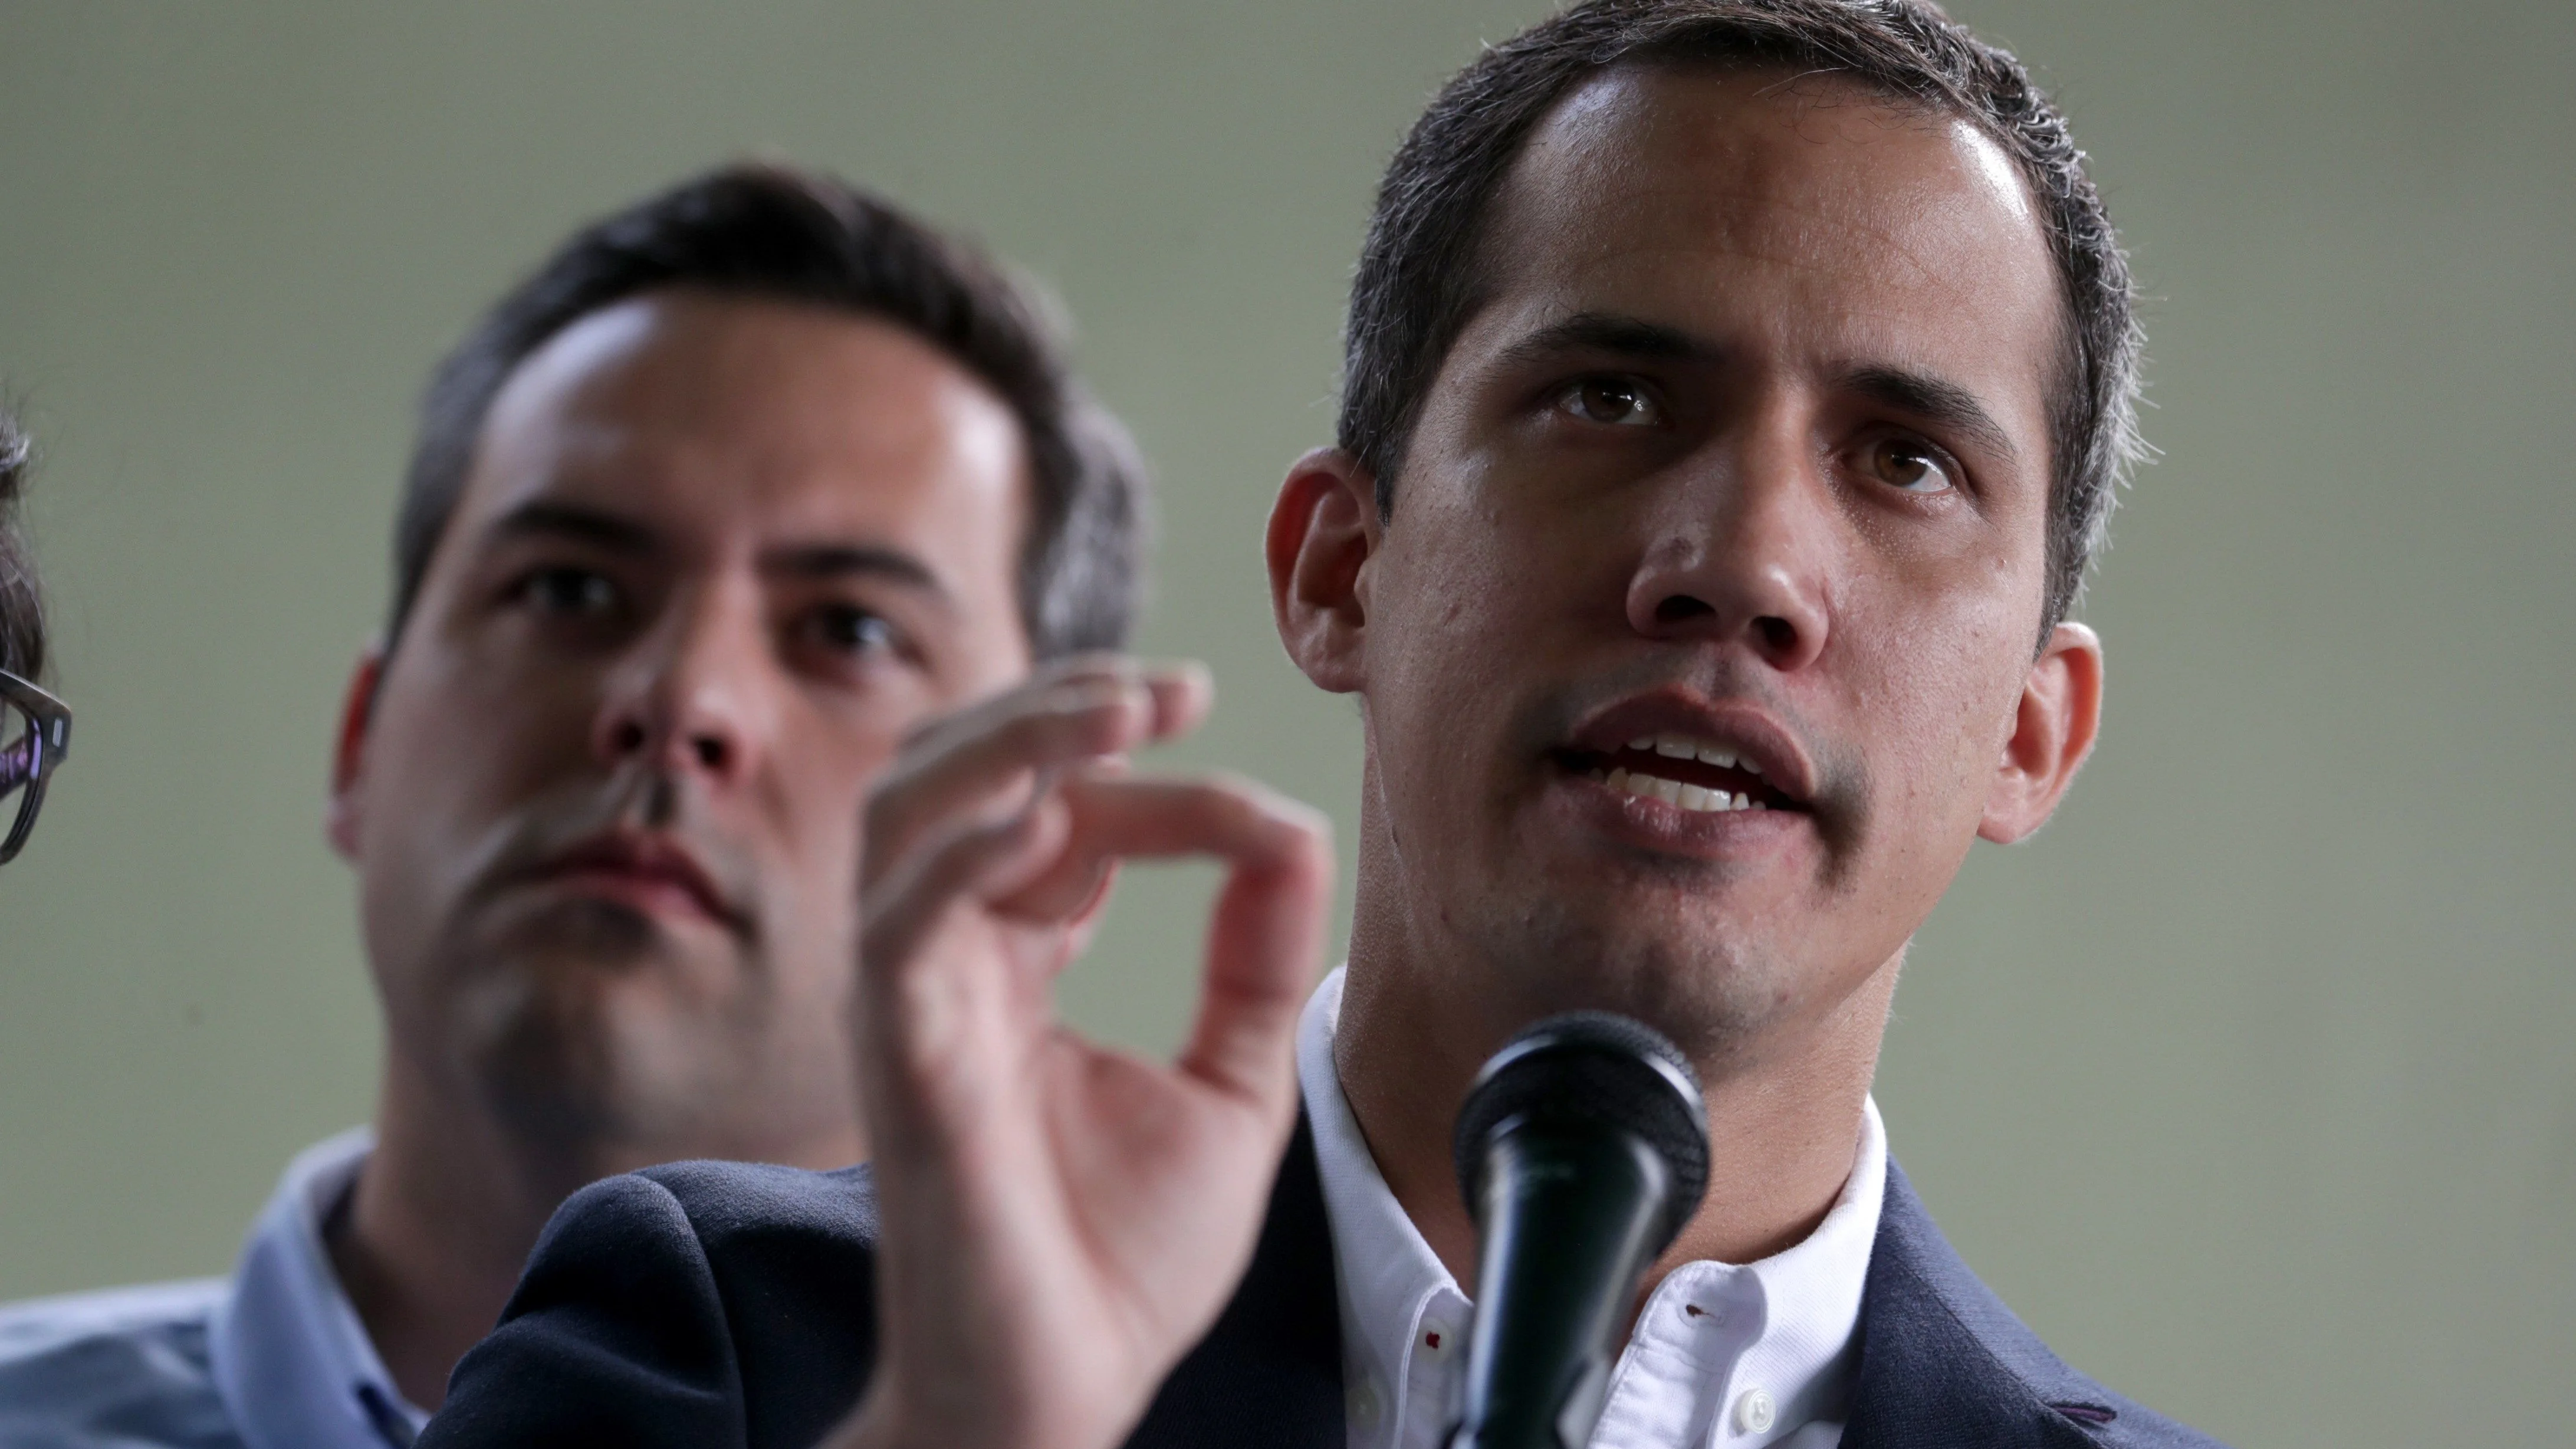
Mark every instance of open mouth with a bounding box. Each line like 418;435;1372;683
1554;731;1805;815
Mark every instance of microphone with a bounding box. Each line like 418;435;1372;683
1444;1013;1710;1449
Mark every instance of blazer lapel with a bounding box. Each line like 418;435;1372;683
1110;1129;2141;1448
1842;1160;2117;1449
1125;1112;1346;1449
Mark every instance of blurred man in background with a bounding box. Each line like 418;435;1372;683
0;164;1145;1449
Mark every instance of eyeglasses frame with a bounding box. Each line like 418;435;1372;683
0;667;71;865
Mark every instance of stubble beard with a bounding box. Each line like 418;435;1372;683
415;767;786;1178
1458;872;1805;1069
1446;672;1877;1067
444;900;775;1188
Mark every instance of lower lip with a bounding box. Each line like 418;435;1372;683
1546;770;1809;860
535;866;725;925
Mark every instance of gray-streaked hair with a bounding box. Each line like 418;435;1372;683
390;163;1149;663
1340;0;2145;633
0;407;40;680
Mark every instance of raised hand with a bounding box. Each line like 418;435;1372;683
827;657;1335;1449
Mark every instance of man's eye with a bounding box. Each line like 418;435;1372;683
810;604;896;656
1558;377;1663;428
1865;438;1956;495
517;567;620;616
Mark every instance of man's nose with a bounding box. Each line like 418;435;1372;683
1622;418;1833;672
593;584;774;787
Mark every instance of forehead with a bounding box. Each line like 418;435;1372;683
459;291;1028;551
1472;64;2062;430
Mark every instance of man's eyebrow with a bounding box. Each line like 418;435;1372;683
1842;365;2019;462
486;500;661;554
482;505;948;600
763;544;948;600
1493;311;1723;371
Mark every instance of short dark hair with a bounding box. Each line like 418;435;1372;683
0;406;41;681
390;163;1148;661
1341;0;2145;633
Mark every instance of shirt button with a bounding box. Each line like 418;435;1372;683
1734;1387;1777;1435
1349;1376;1382;1429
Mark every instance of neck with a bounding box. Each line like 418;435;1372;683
1333;841;1898;1293
330;1046;865;1409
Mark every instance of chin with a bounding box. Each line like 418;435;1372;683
1467;889;1809;1061
446;912;751;1161
489;893;678;967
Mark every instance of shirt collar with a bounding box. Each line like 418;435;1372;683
207;1129;427;1449
1296;966;1888;1447
1299;968;1469;1442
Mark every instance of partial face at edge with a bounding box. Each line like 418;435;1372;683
337;291;1033;1159
1340;67;2078;1058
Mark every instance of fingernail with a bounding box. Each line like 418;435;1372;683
1144;658;1213;694
1059;678;1136;711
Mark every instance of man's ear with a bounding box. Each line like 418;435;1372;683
1267;447;1379;696
326;643;386;862
1979;621;2104;843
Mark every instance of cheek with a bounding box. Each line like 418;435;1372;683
1390;463;1621;638
365;662;566;848
1846;580;2034;832
1371;508;1545;730
402;615;613;764
761;722;895;904
1370;467;1640;764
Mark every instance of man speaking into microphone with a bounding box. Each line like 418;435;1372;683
423;2;2224;1446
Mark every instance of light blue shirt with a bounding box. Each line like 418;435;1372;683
0;1130;428;1448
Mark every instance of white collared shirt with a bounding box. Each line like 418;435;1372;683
1296;968;1887;1449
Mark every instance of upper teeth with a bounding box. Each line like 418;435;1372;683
1626;735;1759;774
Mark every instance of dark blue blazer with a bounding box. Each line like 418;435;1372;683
418;1119;2224;1448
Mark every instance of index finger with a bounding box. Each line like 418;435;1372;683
863;659;1211;883
998;773;1335;1110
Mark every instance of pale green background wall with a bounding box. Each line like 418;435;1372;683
2;2;2570;1442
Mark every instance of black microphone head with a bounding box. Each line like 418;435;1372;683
1452;1011;1710;1255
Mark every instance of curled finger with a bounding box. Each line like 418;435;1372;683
863;661;1211;884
